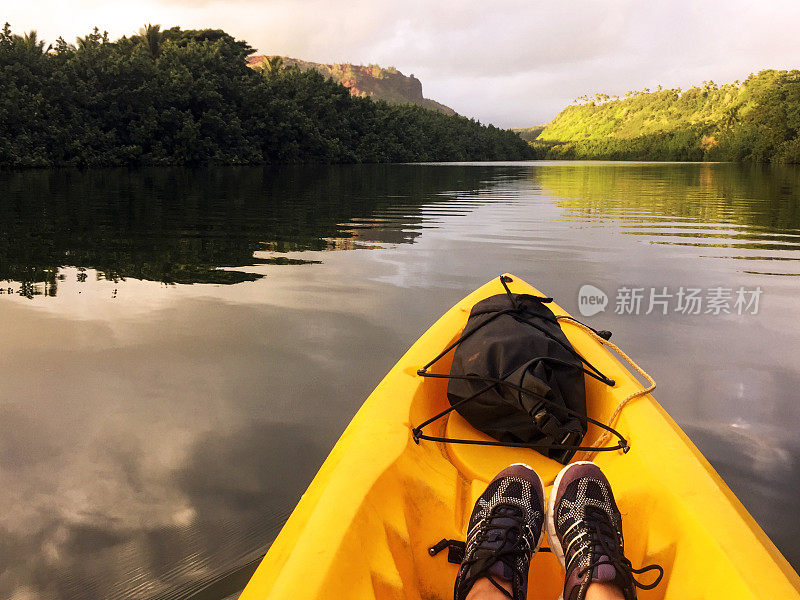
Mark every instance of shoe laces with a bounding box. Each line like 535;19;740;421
461;503;533;599
574;505;664;592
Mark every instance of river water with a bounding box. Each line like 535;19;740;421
0;162;798;599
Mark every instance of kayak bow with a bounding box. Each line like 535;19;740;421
240;274;800;599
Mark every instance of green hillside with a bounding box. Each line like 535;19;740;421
248;56;455;115
511;125;544;142
531;70;800;163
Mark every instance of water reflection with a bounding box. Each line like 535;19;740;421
0;165;496;296
22;421;320;600
537;162;800;229
1;162;799;600
535;163;800;274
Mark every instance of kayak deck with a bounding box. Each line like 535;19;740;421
240;274;800;599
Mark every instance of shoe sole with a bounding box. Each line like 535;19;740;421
545;460;596;570
508;462;547;557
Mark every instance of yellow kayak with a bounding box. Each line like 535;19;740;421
240;274;800;599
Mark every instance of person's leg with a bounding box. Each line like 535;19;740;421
454;463;546;600
463;561;625;600
585;582;625;600
462;563;626;600
547;461;663;600
464;576;512;600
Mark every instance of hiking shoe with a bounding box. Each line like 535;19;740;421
546;461;663;600
454;463;546;600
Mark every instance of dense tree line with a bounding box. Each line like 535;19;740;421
0;24;533;167
531;70;800;163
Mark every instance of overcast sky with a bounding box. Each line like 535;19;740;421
5;0;800;127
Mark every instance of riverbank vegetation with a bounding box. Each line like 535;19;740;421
0;24;532;167
530;70;800;163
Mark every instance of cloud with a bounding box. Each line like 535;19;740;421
0;292;402;599
3;0;800;127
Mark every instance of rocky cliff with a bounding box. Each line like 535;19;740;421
247;56;455;115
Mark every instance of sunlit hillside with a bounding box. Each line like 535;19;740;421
528;70;800;163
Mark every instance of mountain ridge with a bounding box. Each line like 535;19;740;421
247;55;455;115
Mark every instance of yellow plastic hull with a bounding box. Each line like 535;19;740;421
240;274;800;599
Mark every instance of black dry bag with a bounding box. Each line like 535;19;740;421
413;277;623;464
446;293;588;463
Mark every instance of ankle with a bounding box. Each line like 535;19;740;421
465;576;513;600
585;581;625;600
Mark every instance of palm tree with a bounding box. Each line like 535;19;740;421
1;22;11;45
262;55;284;77
22;30;48;54
77;27;103;51
138;23;162;59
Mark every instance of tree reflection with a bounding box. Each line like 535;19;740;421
534;163;800;234
0;165;491;296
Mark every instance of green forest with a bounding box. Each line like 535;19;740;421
0;24;533;167
530;70;800;163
